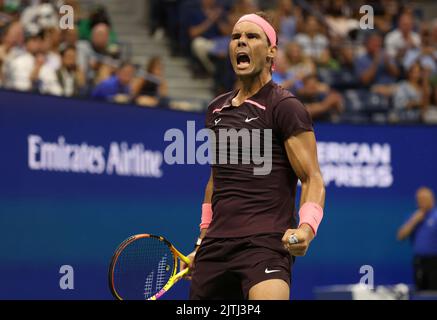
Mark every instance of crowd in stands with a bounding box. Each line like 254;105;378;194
0;0;168;108
156;0;437;123
1;0;437;124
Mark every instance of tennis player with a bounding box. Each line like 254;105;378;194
182;12;326;300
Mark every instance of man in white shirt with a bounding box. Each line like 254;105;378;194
385;13;421;62
295;16;328;62
4;31;45;92
39;45;84;97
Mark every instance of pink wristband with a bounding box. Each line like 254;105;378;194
200;203;213;230
298;202;324;236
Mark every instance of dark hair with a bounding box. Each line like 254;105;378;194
118;61;135;71
60;44;76;56
364;30;383;43
146;56;161;74
254;11;278;47
90;5;112;29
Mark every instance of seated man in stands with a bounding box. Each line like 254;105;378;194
297;74;344;122
3;29;46;92
319;45;360;90
76;23;120;86
188;0;227;76
39;45;85;97
295;15;329;65
385;13;421;66
91;61;135;103
355;31;400;97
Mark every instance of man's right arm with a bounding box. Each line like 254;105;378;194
397;210;425;241
181;170;213;274
198;170;213;241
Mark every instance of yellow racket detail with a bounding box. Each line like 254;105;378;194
108;234;191;300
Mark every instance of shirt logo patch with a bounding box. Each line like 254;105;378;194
245;116;259;123
214;118;222;126
265;268;281;274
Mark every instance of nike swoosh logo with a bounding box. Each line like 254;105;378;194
214;118;222;126
265;268;281;274
245;116;259;123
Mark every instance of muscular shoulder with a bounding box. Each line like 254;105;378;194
266;81;298;109
269;84;313;140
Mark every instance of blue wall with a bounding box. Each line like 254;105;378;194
0;90;436;299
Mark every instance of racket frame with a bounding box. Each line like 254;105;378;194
108;234;191;300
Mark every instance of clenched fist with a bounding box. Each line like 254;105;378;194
282;224;315;256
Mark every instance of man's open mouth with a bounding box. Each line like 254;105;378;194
236;53;251;69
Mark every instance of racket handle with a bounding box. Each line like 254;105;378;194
174;267;190;281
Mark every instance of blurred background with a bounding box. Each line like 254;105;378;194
0;0;437;300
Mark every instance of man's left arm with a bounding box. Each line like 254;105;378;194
282;131;326;256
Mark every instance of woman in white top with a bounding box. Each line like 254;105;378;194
392;62;431;123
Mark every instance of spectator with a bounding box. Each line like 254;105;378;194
226;0;259;26
385;13;421;63
325;0;359;40
392;63;430;121
270;0;301;46
188;0;226;75
209;0;258;93
338;45;356;71
91;61;135;102
77;4;118;45
0;0;15;31
355;32;399;89
61;28;80;50
272;51;303;94
295;15;329;64
76;23;120;85
0;21;24;83
372;0;399;35
297;74;344;121
318;44;360;90
403;22;437;76
283;41;316;81
148;0;167;38
3;30;46;92
332;45;360;89
41;27;61;71
132;56;169;108
397;187;437;290
39;45;85;97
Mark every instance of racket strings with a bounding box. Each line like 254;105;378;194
113;236;175;300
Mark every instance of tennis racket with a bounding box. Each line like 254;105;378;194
108;234;191;300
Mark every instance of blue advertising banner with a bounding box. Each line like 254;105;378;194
0;90;436;299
